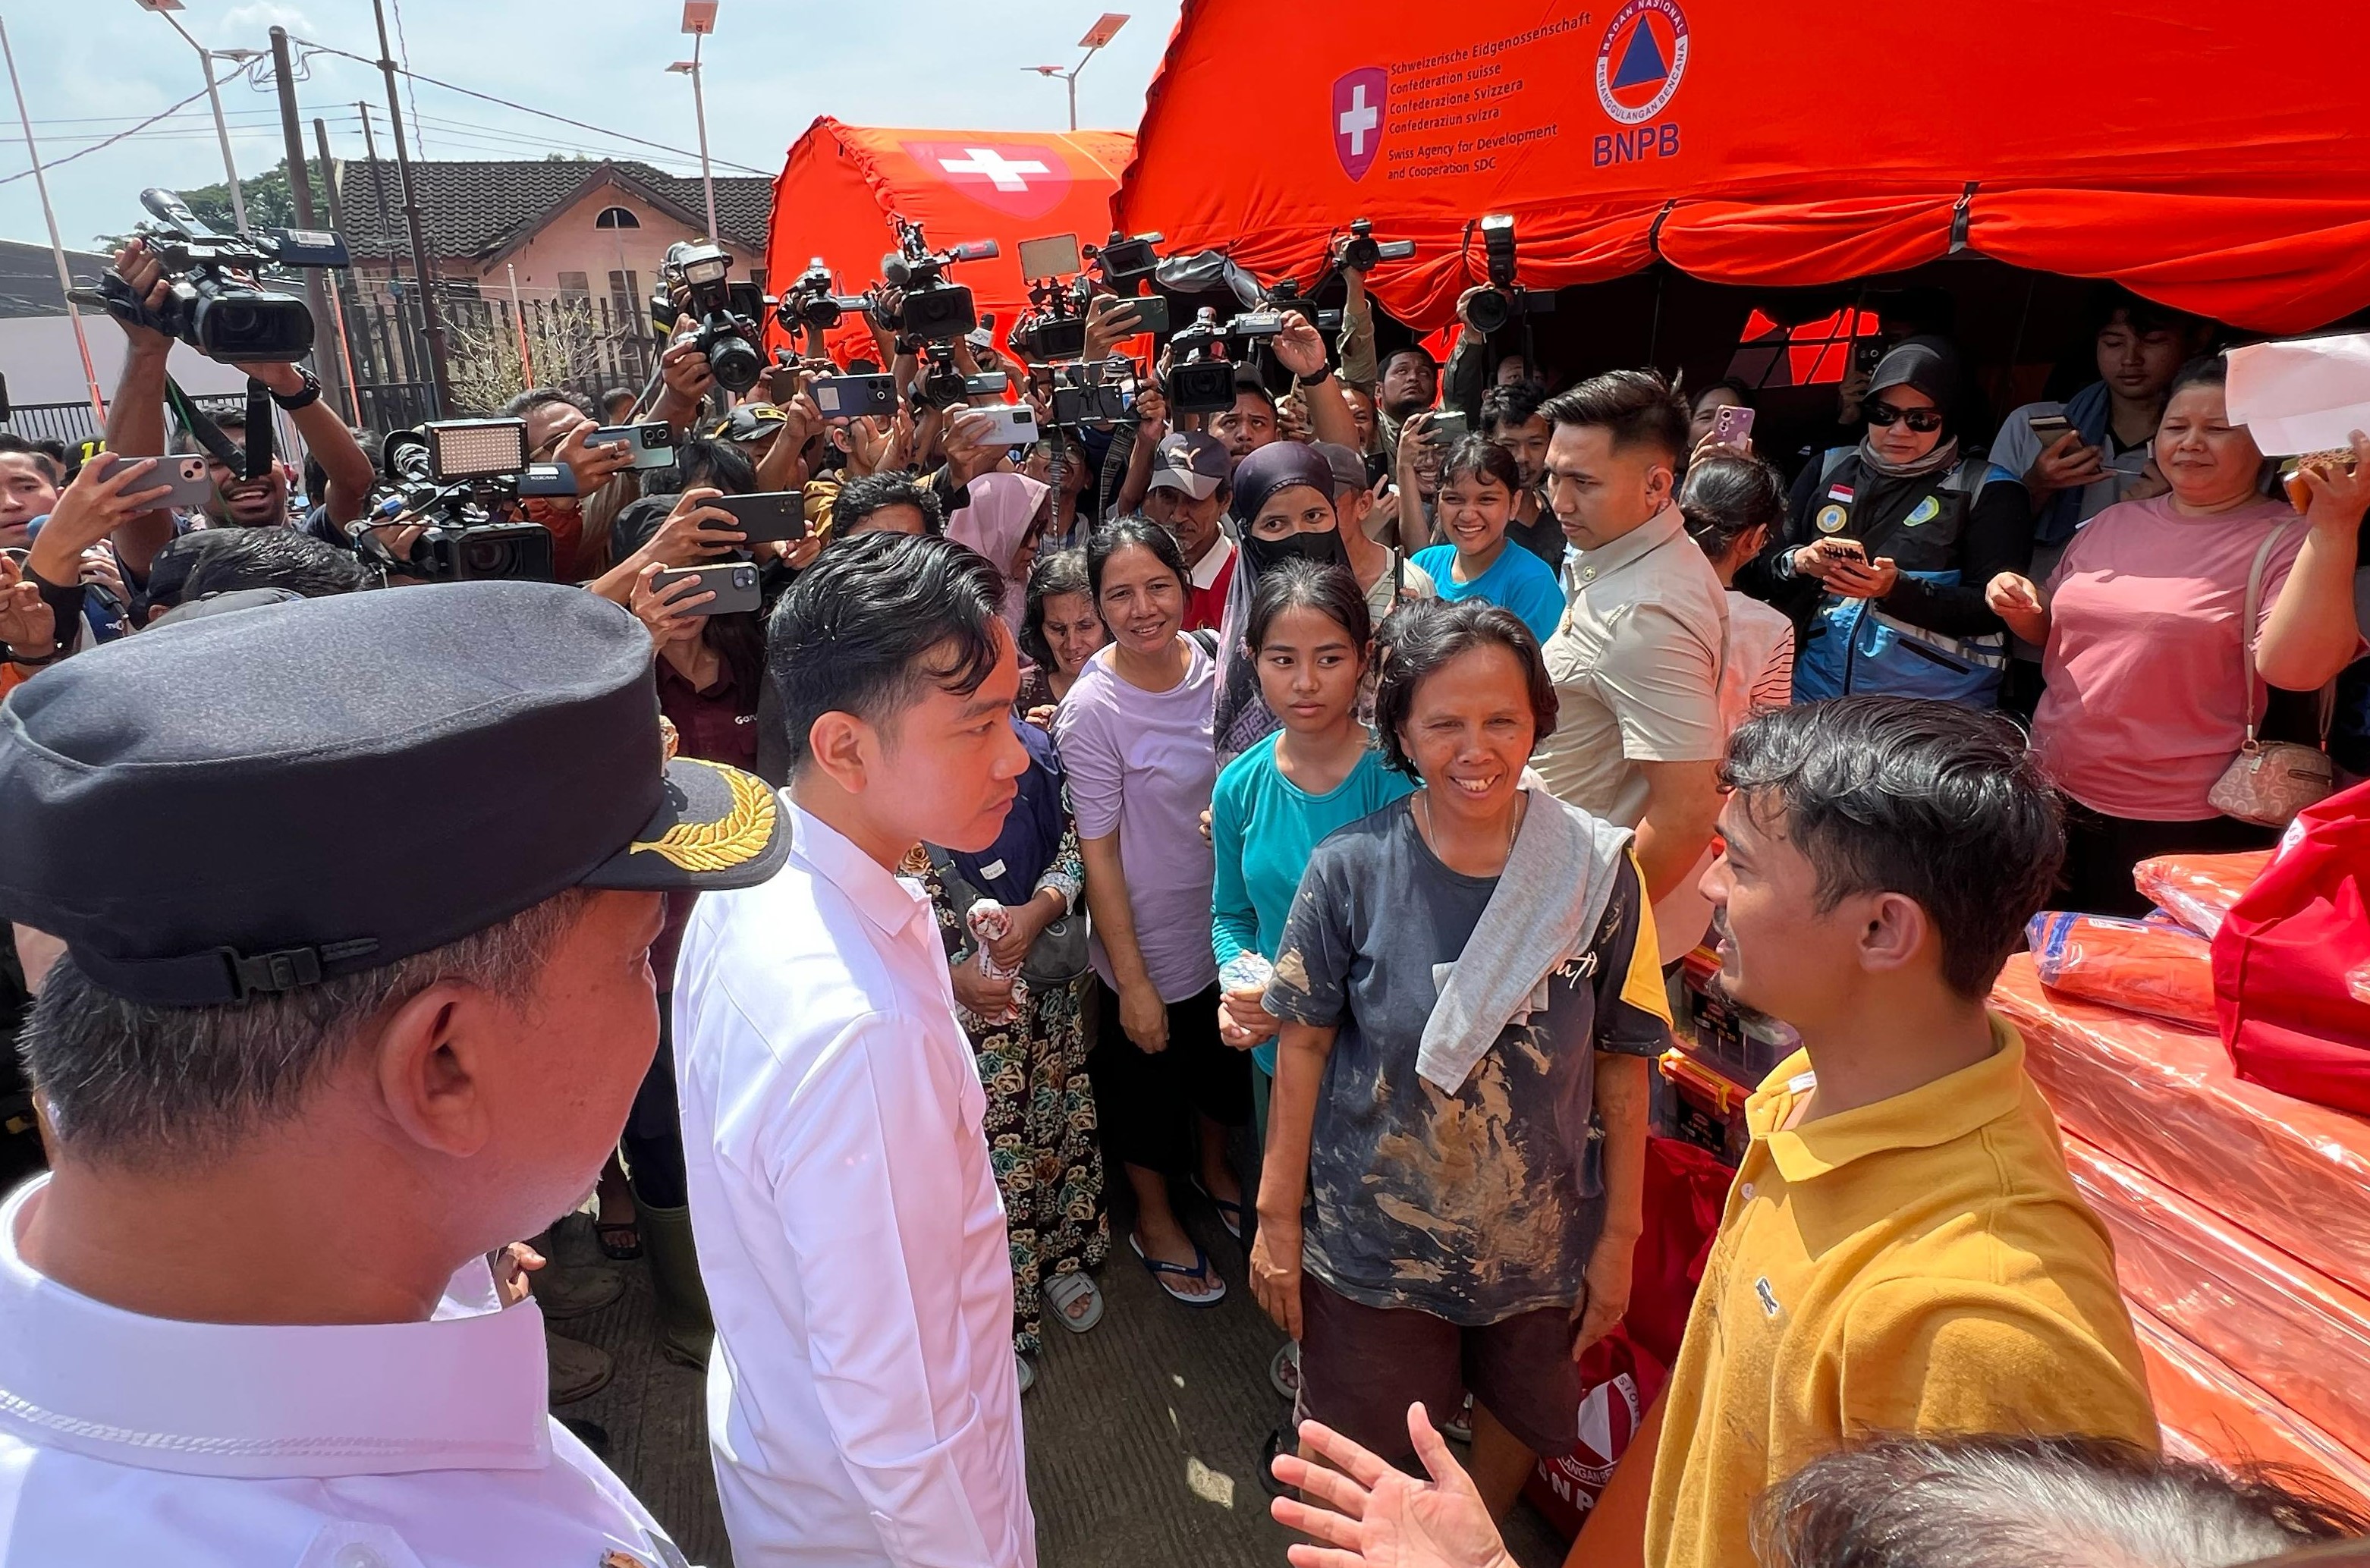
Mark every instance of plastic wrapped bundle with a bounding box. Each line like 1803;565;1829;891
2064;1135;2370;1460
2132;1306;2370;1511
1994;955;2370;1299
2133;850;2273;937
2026;912;2216;1030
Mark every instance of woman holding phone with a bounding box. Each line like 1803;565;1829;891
1749;338;2030;707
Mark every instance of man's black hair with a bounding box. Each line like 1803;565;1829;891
501;386;596;422
303;428;382;507
1479;379;1548;437
831;470;944;537
134;529;246;620
1721;697;2065;1000
652;435;756;498
1372;597;1557;779
766;532;1004;773
1540;367;1691;467
181;527;367;602
0;433;64;486
1381;344;1439;376
2082;281;2211;342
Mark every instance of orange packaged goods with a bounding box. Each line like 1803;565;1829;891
2026;912;2215;1030
1993;954;2370;1299
2133;850;2273;938
2132;1306;2370;1512
2063;1136;2370;1461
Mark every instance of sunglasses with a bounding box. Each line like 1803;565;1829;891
1864;401;1945;434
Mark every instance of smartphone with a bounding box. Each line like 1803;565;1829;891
970;403;1039;448
1107;294;1170;339
150;454;216;509
589;422;679;471
651;561;762;617
712;490;808;544
1426;410;1471;443
1017;233;1083;281
1852;338;1884;378
1817;537;1868;563
2026;412;2076;444
810;373;899;420
1711;404;1755;450
762;364;801;404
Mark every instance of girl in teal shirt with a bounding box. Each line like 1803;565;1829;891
1212;561;1415;1094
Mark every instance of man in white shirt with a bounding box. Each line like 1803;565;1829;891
674;532;1037;1568
0;582;790;1566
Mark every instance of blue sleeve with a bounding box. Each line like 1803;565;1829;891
1211;759;1259;970
1514;560;1565;643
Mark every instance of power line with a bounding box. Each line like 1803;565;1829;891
0;68;239;190
286;35;772;176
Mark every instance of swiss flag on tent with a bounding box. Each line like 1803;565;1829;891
763;120;1135;364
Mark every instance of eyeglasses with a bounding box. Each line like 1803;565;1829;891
1863;401;1944;434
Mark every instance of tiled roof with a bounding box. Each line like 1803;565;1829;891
331;158;772;261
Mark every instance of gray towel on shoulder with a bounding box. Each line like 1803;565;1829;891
1416;788;1633;1094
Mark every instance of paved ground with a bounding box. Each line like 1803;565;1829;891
550;1199;1570;1568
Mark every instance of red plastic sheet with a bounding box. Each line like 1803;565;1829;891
1994;955;2370;1299
2133;1306;2370;1512
2065;1136;2370;1462
2135;850;2273;938
1117;1;2370;332
2027;913;2215;1031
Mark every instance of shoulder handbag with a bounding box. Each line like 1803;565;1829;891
2208;521;2336;828
926;847;1091;987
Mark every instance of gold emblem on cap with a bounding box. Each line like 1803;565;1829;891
630;759;776;872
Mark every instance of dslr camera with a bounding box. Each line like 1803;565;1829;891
875;215;999;341
655;242;765;395
1458;214;1557;335
93;188;348;362
372;418;574;582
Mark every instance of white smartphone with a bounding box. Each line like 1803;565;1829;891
970;403;1039;448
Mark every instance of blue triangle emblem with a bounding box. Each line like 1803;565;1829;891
1610;20;1669;90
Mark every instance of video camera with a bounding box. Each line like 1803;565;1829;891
878;215;998;341
1458;214;1557;335
777;256;873;334
1331;216;1415;275
1162;306;1245;416
93;188;348;362
1086;230;1164;295
1044;357;1140;431
370;418;574;582
653;242;765;395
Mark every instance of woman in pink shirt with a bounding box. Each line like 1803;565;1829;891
1988;357;2366;914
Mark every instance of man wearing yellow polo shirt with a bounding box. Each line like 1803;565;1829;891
1647;696;2156;1568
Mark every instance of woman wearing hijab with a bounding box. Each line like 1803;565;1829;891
1746;337;2031;706
947;470;1053;627
1214;441;1354;765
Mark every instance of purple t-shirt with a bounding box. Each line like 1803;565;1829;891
1051;636;1219;1002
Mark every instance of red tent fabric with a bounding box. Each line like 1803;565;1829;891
764;119;1136;363
1115;1;2370;333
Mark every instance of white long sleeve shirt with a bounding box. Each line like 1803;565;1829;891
0;1177;684;1568
673;801;1033;1568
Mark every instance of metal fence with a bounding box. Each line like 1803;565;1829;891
335;286;668;432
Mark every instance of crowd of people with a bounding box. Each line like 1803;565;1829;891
0;228;2365;1568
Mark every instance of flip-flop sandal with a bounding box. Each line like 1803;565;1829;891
1044;1270;1105;1334
1188;1176;1246;1243
1259;1425;1295;1498
595;1221;642;1262
1018;1356;1036;1396
1128;1232;1227;1308
1268;1340;1301;1400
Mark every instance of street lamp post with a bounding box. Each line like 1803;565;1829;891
135;0;259;231
1023;12;1130;133
677;1;718;242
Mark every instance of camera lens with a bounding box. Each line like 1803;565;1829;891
706;333;762;394
1460;288;1513;336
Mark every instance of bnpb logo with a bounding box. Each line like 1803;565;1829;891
1595;0;1689;125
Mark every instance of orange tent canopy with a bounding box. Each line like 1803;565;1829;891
1115;1;2370;334
764;119;1135;362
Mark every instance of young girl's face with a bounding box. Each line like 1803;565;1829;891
1255;603;1364;735
1438;470;1513;556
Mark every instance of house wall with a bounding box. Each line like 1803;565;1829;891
478;186;764;309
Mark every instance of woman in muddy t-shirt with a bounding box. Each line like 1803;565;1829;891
1248;599;1672;1517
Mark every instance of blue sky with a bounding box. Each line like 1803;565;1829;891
0;1;1182;252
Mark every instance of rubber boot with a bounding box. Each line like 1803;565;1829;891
637;1199;714;1370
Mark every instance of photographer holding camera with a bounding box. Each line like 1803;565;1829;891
99;239;375;582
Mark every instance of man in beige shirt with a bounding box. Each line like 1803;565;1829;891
1531;370;1727;937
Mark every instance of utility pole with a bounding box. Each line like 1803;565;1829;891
1023;14;1130;133
267;27;346;419
313;116;363;423
137;2;255;231
370;0;449;412
677;2;718;241
0;17;104;429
